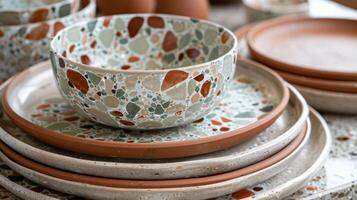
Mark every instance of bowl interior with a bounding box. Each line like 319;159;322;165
52;15;236;70
0;0;63;10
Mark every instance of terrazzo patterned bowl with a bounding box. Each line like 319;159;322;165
0;0;96;84
50;14;238;130
0;0;80;25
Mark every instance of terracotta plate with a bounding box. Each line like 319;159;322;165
247;16;357;81
235;22;357;93
2;60;289;159
0;75;308;179
0;108;330;200
0;121;308;190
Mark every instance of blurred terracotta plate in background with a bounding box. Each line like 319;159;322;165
247;17;357;81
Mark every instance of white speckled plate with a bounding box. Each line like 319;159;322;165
0;119;309;199
2;59;289;159
0;60;307;180
0;108;331;199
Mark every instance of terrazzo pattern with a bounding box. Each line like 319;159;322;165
0;0;79;26
24;76;274;142
50;14;237;129
0;0;95;84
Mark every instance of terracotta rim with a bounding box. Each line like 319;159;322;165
277;70;357;93
0;124;306;189
1;60;289;159
247;16;357;81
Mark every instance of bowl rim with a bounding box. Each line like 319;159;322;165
50;13;238;74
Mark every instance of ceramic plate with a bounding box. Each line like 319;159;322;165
0;121;308;198
0;77;308;179
235;23;357;93
247;16;357;81
295;85;357;114
0;108;329;200
235;23;357;114
2;60;289;159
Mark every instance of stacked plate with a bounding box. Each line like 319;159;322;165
0;59;331;199
236;16;357;114
0;14;331;200
0;0;96;84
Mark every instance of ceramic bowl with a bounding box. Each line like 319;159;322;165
50;14;238;129
0;0;96;84
0;0;80;25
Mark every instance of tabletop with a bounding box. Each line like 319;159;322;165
0;0;356;199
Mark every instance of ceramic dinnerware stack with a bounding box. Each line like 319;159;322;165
0;14;330;200
236;16;357;114
0;0;96;84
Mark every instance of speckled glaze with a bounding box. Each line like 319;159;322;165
0;63;306;179
0;108;336;200
2;59;289;159
50;14;238;129
0;0;80;26
0;0;96;84
217;108;331;200
0;118;309;199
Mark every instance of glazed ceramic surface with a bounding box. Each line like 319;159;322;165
50;14;238;129
0;80;308;179
2;59;288;159
295;85;357;114
0;124;307;189
235;23;357;94
247;17;357;80
0;0;79;26
217;108;331;200
0;118;309;199
0;108;333;200
0;0;95;84
243;0;309;22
